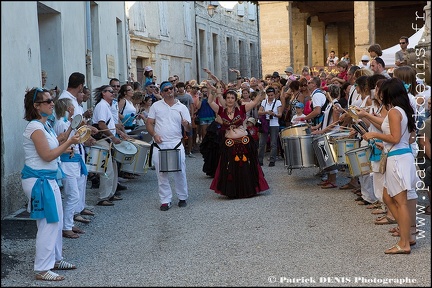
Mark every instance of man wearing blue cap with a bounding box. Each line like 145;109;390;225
146;81;192;211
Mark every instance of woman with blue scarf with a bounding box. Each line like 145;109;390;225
21;88;80;281
362;78;419;255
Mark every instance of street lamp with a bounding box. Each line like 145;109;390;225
207;3;217;17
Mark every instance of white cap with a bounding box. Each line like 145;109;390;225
361;55;370;61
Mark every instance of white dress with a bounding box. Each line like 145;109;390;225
381;106;418;198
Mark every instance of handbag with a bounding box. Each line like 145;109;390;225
379;144;395;174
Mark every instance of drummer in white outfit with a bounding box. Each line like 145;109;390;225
352;75;377;205
362;78;418;254
146;81;191;211
58;72;95;226
92;85;122;206
21;88;80;281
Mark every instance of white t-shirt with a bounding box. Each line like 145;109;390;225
291;113;306;125
260;99;282;127
23;121;59;170
148;99;191;147
93;99;116;135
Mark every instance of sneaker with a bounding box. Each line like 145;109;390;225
187;153;196;158
178;200;187;207
160;202;172;211
268;162;275;167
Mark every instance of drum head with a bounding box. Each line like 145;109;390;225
76;126;91;143
114;141;138;154
347;106;359;120
71;114;83;129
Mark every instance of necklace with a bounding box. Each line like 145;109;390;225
227;108;234;116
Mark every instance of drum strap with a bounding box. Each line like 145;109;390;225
148;141;182;166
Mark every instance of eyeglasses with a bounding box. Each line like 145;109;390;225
163;87;174;92
301;84;308;87
169;80;176;83
36;98;54;104
399;42;406;45
103;90;115;94
361;60;369;62
111;85;120;88
148;86;156;89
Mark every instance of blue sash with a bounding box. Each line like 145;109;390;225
21;165;59;223
369;139;383;162
60;153;88;176
388;147;412;157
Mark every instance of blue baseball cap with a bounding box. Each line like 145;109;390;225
295;102;304;108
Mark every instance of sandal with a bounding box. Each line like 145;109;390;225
425;205;431;215
80;209;95;216
97;200;114;206
375;216;397;225
366;201;381;209
321;182;338;189
384;244;410;254
53;260;77;270
371;208;387;215
35;270;65;281
62;230;80;239
73;215;91;224
72;226;85;234
317;180;330;186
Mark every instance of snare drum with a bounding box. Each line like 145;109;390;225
280;124;311;137
112;141;138;164
281;135;316;169
121;140;151;175
159;149;182;172
312;134;337;171
335;138;360;165
345;146;372;177
86;146;109;174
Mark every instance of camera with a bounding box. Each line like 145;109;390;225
269;115;274;119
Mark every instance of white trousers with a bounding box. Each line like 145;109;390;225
22;178;63;272
152;143;188;204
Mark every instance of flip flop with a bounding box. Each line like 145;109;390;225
317;180;330;186
73;215;91;224
375;216;397;225
321;182;338;189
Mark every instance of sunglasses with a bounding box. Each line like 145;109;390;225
163;87;174;92
399;42;406;44
301;84;308;87
36;98;54;104
103;90;115;94
111;85;121;88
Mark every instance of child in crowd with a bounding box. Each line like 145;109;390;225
291;102;307;125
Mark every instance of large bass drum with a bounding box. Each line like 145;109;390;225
281;135;316;174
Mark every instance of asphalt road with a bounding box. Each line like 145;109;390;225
1;152;431;287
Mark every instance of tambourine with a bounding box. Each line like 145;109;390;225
347;106;359;120
71;114;83;129
76;126;91;143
